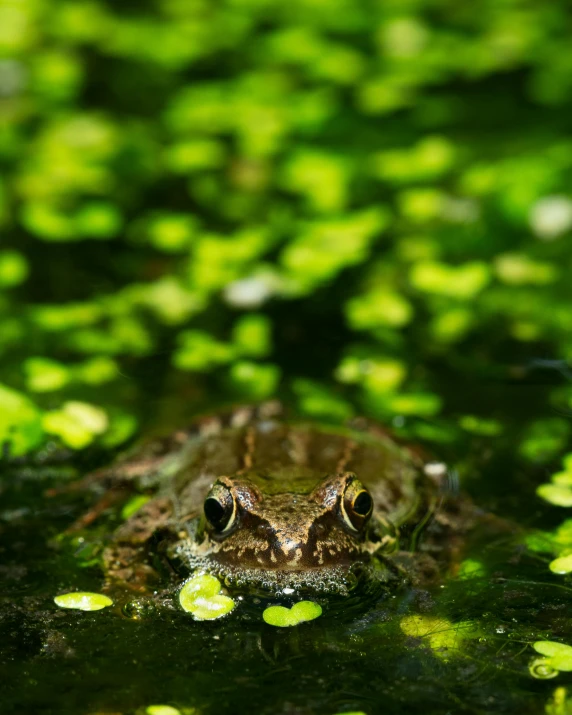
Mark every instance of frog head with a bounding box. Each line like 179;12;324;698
198;471;374;570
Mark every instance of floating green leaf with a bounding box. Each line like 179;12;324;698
549;555;572;574
537;485;572;508
179;575;235;621
0;384;43;457
146;706;182;715
409;261;490;300
25;357;71;393
43;401;109;449
54;592;113;611
0;250;29;287
262;601;322;627
533;642;572;674
529;658;559;680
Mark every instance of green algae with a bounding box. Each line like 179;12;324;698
262;601;322;627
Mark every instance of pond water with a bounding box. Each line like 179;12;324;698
2;368;572;715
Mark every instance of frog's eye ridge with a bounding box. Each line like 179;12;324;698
204;484;236;533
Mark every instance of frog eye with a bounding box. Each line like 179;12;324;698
204;484;236;533
340;478;373;532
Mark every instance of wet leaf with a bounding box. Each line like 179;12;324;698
537;484;572;508
529;657;559;680
54;591;113;611
549;555;572;574
534;642;572;658
146;706;182;715
179;574;235;621
262;601;322;627
534;642;572;672
0;384;44;457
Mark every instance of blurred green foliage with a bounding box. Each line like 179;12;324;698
1;0;572;461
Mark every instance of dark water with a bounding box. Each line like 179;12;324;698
2;377;572;715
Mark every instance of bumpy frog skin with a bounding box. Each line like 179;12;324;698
88;404;452;595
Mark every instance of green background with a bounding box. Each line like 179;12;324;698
1;0;572;461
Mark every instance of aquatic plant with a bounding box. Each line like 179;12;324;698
53;591;113;611
1;0;572;467
262;600;322;627
179;574;236;620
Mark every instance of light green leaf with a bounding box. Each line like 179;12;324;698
263;601;322;627
25;357;71;393
43;401;109;449
549;555;572;574
179;574;235;621
0;384;43;457
121;495;151;520
534;642;572;658
54;592;113;611
146;707;182;715
0;250;29;287
537;484;572;508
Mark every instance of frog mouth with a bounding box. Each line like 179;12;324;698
169;538;380;595
189;557;370;596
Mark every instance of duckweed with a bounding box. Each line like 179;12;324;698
53;592;113;611
179;575;236;621
538;455;572;507
545;687;572;715
262;601;322;627
529;658;559;680
0;0;571;482
146;706;182;715
549;556;572;575
533;642;572;672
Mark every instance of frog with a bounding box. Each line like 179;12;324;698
75;403;468;596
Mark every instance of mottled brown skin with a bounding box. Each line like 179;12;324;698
86;405;452;594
